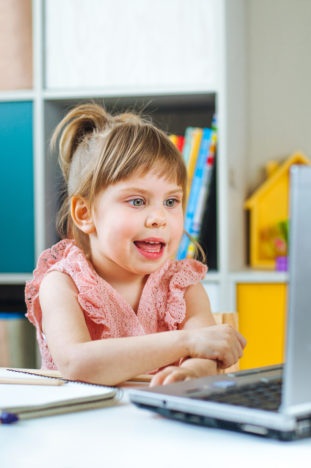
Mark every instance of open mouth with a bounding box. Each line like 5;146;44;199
134;239;166;259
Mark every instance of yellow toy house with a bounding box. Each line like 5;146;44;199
245;152;310;269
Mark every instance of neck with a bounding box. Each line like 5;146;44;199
91;258;148;313
90;254;147;288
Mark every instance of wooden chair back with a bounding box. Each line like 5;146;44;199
213;312;240;373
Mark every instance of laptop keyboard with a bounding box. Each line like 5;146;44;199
192;378;282;411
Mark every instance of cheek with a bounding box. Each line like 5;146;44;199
110;212;138;240
171;212;184;239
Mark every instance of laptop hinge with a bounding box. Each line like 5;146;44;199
280;402;311;417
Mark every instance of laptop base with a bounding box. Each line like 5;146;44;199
134;402;311;441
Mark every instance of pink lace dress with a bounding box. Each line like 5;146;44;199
25;239;207;369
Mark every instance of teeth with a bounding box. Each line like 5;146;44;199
137;241;163;245
134;240;163;253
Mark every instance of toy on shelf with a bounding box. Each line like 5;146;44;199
259;220;288;257
245;152;310;270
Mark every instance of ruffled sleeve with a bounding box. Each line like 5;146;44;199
151;259;207;331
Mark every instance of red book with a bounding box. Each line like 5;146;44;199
176;136;185;152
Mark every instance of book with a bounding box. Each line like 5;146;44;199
169;135;185;154
186;128;217;258
176;128;212;260
182;127;195;167
0;368;118;424
198;153;217;269
168;134;178;146
176;135;185;152
186;127;203;194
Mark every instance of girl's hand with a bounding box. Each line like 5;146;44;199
185;324;247;369
150;358;218;386
150;366;198;387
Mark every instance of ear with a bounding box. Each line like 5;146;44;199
70;196;96;234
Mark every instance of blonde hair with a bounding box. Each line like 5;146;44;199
51;103;197;257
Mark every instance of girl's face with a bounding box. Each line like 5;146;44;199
88;167;184;281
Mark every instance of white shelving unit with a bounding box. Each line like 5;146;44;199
1;0;247;314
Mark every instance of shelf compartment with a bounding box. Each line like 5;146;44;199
0;101;35;273
0;282;36;367
44;0;219;92
0;0;33;91
237;282;287;370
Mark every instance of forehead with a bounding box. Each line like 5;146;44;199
116;168;183;192
130;163;182;186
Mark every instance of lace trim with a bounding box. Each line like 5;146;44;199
156;259;207;330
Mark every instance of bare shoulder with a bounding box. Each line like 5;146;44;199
39;270;89;340
40;271;78;294
39;271;79;309
184;282;211;313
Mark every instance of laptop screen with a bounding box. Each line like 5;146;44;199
282;165;311;410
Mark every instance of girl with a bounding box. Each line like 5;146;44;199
25;103;246;386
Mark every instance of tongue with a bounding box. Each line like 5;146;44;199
135;241;162;252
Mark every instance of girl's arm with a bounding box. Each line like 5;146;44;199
39;272;245;386
150;283;246;386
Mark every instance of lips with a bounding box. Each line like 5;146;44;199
134;238;166;259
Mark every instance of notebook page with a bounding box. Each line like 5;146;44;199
0;368;117;413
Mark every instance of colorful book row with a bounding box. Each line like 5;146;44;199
170;117;217;260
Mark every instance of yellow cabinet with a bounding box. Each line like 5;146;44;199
237;283;287;370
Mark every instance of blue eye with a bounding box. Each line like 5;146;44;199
129;198;145;207
164;198;178;208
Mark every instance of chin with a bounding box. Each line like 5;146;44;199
134;259;169;275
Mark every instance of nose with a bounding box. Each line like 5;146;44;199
145;207;167;228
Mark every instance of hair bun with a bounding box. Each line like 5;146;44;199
51;103;112;182
114;112;145;126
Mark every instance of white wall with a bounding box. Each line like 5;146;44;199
246;0;311;193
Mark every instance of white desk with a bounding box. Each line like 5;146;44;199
1;388;311;468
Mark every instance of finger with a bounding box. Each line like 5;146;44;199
163;371;186;385
236;331;247;348
223;332;244;365
220;342;243;369
150;371;168;387
149;374;163;387
230;342;241;365
236;340;244;359
219;351;236;369
149;367;178;387
215;344;234;369
232;336;245;361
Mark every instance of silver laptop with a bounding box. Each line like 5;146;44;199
129;165;311;441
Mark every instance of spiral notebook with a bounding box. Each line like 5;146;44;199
0;368;118;424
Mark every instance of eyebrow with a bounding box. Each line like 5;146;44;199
118;187;183;196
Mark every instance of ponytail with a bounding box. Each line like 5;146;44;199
51;103;112;183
